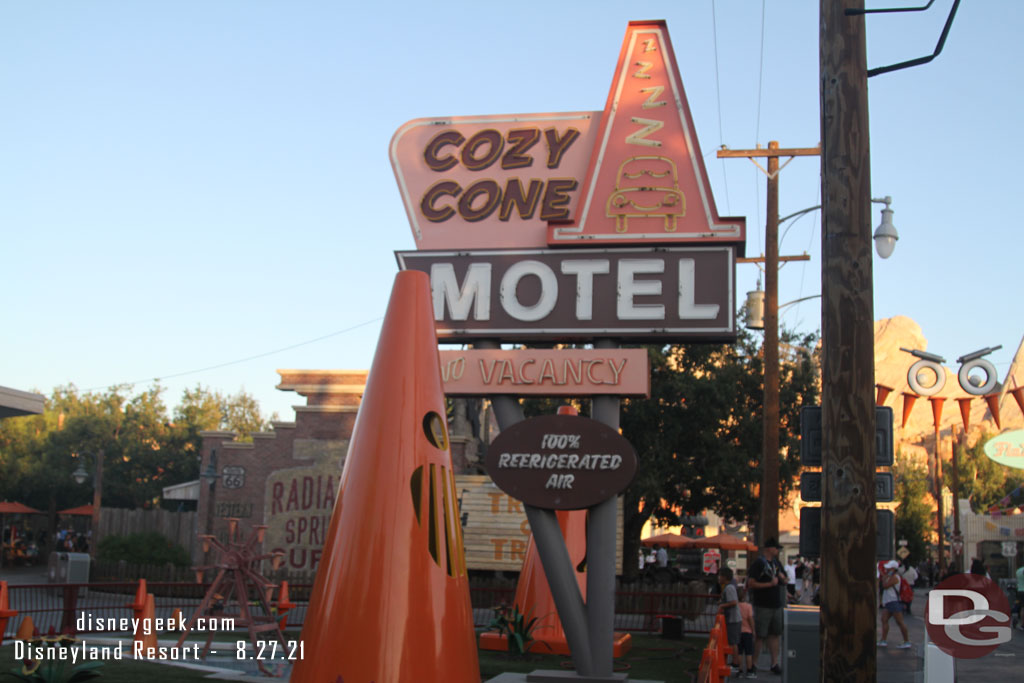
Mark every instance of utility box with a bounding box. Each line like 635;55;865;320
783;605;819;683
64;552;91;583
48;552;91;593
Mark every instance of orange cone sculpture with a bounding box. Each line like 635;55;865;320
292;270;479;682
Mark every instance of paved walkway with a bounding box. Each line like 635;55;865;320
742;587;1024;682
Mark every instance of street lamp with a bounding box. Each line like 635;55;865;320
71;449;104;556
778;197;898;259
872;196;898;259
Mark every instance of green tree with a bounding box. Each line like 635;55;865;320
0;383;276;528
947;433;1016;513
618;326;819;578
173;385;277;442
892;455;930;565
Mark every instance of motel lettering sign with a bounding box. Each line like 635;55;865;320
392;21;744;344
396;246;734;342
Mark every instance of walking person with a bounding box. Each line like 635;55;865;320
1014;562;1024;630
899;561;918;615
747;537;785;675
878;560;912;649
784;557;797;602
717;567;742;676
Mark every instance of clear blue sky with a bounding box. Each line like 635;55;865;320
2;1;1019;422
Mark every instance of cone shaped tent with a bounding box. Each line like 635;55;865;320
293;270;478;682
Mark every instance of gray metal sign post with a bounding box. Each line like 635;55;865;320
480;339;625;682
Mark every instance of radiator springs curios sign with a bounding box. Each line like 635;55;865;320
484;414;637;509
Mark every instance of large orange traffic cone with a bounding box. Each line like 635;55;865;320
0;581;17;645
293;270;478;682
480;509;587;656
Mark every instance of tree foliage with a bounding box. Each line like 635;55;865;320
892;454;931;565
614;327;819;577
0;384;275;523
947;433;1023;513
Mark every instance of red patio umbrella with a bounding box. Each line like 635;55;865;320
57;504;94;516
0;502;41;515
692;533;757;552
640;532;697;549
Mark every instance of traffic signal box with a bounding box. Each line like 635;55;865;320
798;406;895;560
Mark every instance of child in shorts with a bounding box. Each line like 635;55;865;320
737;585;756;677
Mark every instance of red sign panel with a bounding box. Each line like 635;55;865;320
439;348;650;397
549;21;743;246
390;113;600;250
389;21;743;252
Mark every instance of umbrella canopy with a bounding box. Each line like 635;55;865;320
0;501;42;515
640;532;696;549
57;504;94;516
692;533;757;552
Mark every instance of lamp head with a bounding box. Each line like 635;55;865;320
873;197;898;259
72;463;89;485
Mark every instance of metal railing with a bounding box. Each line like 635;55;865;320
2;580;719;639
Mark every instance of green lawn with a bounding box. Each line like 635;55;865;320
2;632;704;682
477;633;704;683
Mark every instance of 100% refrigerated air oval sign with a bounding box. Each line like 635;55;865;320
485;414;638;510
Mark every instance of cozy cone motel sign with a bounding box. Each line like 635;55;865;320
392;20;744;341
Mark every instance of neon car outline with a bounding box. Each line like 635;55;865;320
605;156;685;232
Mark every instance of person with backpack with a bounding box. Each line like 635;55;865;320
899;561;917;615
878;560;911;649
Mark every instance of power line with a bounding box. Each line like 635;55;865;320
711;0;731;214
84;317;383;391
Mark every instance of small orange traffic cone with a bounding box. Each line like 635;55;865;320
170;608;184;632
276;581;296;630
134;593;158;655
292;270;479;682
127;579;147;618
15;615;35;641
0;582;17;645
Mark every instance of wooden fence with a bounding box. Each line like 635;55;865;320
98;507;197;559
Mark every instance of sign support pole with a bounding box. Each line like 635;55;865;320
586;339;620;677
476;342;596;676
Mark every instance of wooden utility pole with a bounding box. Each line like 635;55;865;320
820;1;877;679
717;141;819;544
